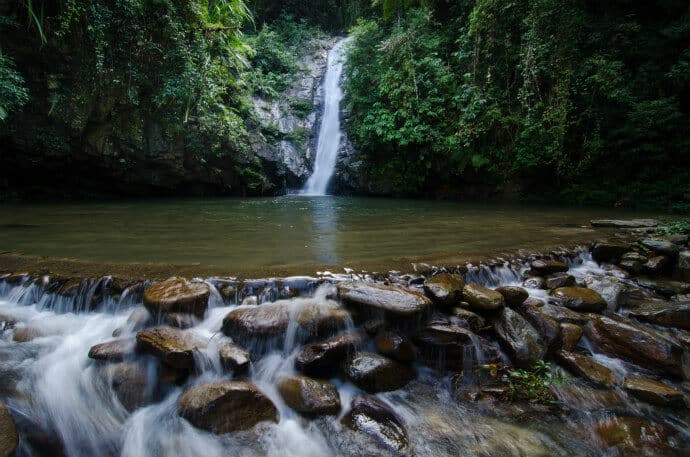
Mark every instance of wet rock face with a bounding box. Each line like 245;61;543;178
295;332;363;377
556;351;615;387
88;338;135;361
143;278;209;318
178;381;278;434
341;396;408;453
641;239;680;257
423;273;464;307
678;251;690;281
338;282;432;316
622;376;684;406
99;361;154;412
551;287;607;312
529;260;569;276
544;274;576;290
375;332;416;363
627;301;690;330
0;401;18;457
462;284;505;312
344;352;415;393
495;286;528;308
492;307;546;367
539;303;590;325
277;376;341;416
594;416;680;455
450;307;486;332
516;302;561;354
560;323;583;351
591;241;630;263
136;326;206;369
218;342;251;374
413;322;492;371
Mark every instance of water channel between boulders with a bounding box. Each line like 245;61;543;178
0;217;689;457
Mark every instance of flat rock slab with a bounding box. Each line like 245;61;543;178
88;338;136;361
178;381;278;434
136;326;206;369
463;284;505;312
622;376;684;406
295;332;363;377
143;277;209;318
628;302;690;330
341;396;408;453
591;219;659;228
530;260;569;276
218;342;251;373
344;352;415;393
277;376;341;415
338;282;432;316
0;401;18;457
556;350;615;387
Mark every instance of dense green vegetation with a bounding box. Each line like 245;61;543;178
343;0;690;209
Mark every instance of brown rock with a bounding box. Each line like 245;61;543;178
136;326;206;369
622;376;684;406
544;273;576;290
628;302;690;331
218;342;251;374
338;282;432;316
539;304;590;325
413;323;498;371
591;241;630;263
295;332;363;377
375;332;416;363
552;287;607;312
423;273;464;307
344;352;415;393
516;302;561;353
463;284;505;312
594;416;679;454
644;256;671;275
143;277;210;318
529;260;569;276
341;396;408;453
523;277;545;289
277;376;341;416
12;326;48;342
492;308;546;367
450;307;486;332
162;313;199;329
99;361;153;411
88;338;135;361
0;401;18;457
560;323;583;351
178;381;278;434
495;286;529;307
556;351;615;387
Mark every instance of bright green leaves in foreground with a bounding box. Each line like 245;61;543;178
0;50;29;122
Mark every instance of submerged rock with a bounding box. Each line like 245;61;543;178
178;381;278;434
338;282;432;316
344;352;415;393
423;273;464;307
627;301;690;330
277;376;341;416
99;361;153;411
414;323;495;371
556;350;615;387
375;332;416;363
88;338;135;361
623;376;684;406
0;401;18;457
492;307;546;367
295;332;363;377
463;284;505;312
162;313;199;329
529;260;569;276
594;416;680;456
218;342;251;374
495;286;528;308
341;396;408;453
551;287;607;312
136;326;206;369
143;277;210;318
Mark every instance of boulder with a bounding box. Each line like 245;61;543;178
162;313;199;329
12;326;47;342
560;323;583;351
0;315;16;330
641;239;680;257
556;351;615;387
492;308;546;367
143;277;210;318
88;338;135;361
544;274;576;290
178;381;278;434
136;326;206;369
341;396;408;453
584;315;684;377
113;307;152;337
627;302;690;330
450;307;486;332
414;323;497;371
295;332;363;377
277;376;341;416
594;416;679;454
495;286;529;307
337;282;432;316
539;304;590;325
623;376;684;406
591;241;630;263
99;361;153;411
644;256;670;275
522;277;545;289
584;277;624;312
516;302;561;353
218;342;251;374
463;284;505;312
375;332;416;363
637;277;690;297
552;287;607;312
423;273;464;307
590;219;659;228
0;401;18;457
529;260;569;276
344;352;415;393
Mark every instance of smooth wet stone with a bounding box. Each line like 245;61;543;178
99;361;153;411
414;323;496;371
375;332;416;363
218;342;251;374
423;273;464;307
178;381;278;434
162;313;199;329
516;302;561;353
136;326;206;369
12;326;49;342
522;276;545;289
495;286;528;308
585;315;684;377
628;301;690;330
0;401;18;457
450;307;486;332
341;396;408;453
637;277;690;297
113;306;152;337
344;352;415;393
644;256;671;275
591;241;630;263
88;338;135;361
540;303;590;325
492;307;546;367
295;332;363;377
584;276;624;312
552;287;607;312
463;284;504;312
560;323;583;351
529;260;569;276
594;416;679;455
143;278;210;318
544;273;576;290
277;376;341;416
590;219;659;228
556;350;615;387
641;238;680;257
623;375;684;406
337;282;432;316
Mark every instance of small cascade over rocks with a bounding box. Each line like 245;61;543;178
1;227;690;456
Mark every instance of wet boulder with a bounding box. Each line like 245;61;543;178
539;304;590;325
423;273;464;307
529;260;569;276
556;351;615;387
218;342;251;374
375;332;416;363
551;287;607;312
516;302;561;354
594;416;680;456
0;315;17;331
641;239;680;257
463;284;505;312
627;301;690;330
112;307;152;337
338;282;432;317
492;307;546;367
678;251;690;281
584;276;624;312
136;326;206;369
560;323;583;351
644;256;671;275
591;241;630;264
0;401;18;457
341;396;408;453
622;376;684;406
178;381;278;434
162;313;199;329
544;274;576;290
636;278;690;297
99;361;154;411
344;352;415;393
414;323;496;371
495;286;528;308
295;332;363;377
88;338;135;361
522;277;545;289
277;376;341;416
143;278;210;318
450;307;486;332
619;252;647;274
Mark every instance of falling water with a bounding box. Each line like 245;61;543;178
301;37;351;196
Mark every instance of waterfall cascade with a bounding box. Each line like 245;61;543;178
301;37;351;196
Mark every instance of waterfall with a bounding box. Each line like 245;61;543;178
301;37;351;196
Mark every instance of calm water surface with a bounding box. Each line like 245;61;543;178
0;196;654;273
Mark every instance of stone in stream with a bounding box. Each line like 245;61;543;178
218;342;251;374
462;284;505;312
337;282;432;317
539;303;591;325
375;332;416;363
584;315;685;378
413;322;498;371
551;287;607;312
678;251;690;281
555;351;615;387
591;241;630;264
544;274;576;290
494;286;528;308
636;277;690;297
593;416;680;455
584;276;625;312
295;332;363;377
529;260;569;276
590;219;659;228
423;273;464;307
622;376;684;406
88;338;136;361
0;401;18;457
492;307;546;368
162;313;199;329
560;323;583;351
99;361;154;411
112;306;152;337
277;375;341;416
522;276;545;289
0;315;16;330
515;302;561;354
450;307;486;332
12;326;52;342
178;381;278;434
143;277;210;318
627;301;690;330
641;238;680;257
619;251;647;274
644;255;671;275
136;326;206;369
341;396;408;453
344;352;415;393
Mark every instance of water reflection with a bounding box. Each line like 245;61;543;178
306;197;340;265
